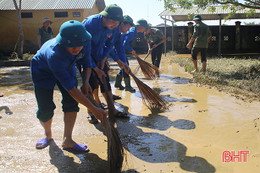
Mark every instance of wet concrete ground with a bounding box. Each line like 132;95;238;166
0;55;260;173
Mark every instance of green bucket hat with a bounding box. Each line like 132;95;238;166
193;15;202;21
100;4;123;22
56;20;92;47
135;19;149;28
123;15;134;26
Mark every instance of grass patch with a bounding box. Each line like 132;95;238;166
170;55;260;101
11;53;34;61
1;53;35;61
22;53;34;60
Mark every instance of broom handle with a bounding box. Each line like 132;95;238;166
87;93;109;127
128;71;134;78
101;76;115;123
87;93;100;108
128;71;136;83
142;52;150;61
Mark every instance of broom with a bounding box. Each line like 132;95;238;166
129;71;169;112
87;93;123;173
134;53;149;74
102;76;124;173
134;53;160;79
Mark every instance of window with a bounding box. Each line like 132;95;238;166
224;36;229;41
21;12;33;18
178;34;182;42
211;36;217;41
54;12;68;18
73;12;81;17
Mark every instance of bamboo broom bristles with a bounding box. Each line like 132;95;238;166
129;72;169;112
87;93;124;173
134;53;160;79
134;56;160;79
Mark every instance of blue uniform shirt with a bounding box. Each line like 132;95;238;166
106;26;127;63
82;14;113;64
31;38;93;91
122;27;138;52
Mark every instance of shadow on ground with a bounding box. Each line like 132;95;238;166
117;112;216;173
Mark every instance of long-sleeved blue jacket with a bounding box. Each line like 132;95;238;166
31;38;93;91
122;27;138;52
82;14;113;64
106;26;127;63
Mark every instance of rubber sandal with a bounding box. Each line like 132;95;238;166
99;103;108;109
88;113;98;124
113;95;122;100
63;144;89;153
36;138;52;149
115;111;129;118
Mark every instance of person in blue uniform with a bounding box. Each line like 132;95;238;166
82;4;129;124
104;15;134;98
115;19;149;92
31;20;107;152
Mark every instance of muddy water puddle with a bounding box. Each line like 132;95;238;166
0;55;260;172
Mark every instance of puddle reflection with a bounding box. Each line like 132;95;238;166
159;75;192;84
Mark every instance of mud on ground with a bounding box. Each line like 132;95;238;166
0;55;260;173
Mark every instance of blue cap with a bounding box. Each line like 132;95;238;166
56;20;92;47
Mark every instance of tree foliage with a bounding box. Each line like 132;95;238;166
160;0;260;15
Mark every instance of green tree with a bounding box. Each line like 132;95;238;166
160;0;260;15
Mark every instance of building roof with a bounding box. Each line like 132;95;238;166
155;23;171;27
159;6;260;22
0;0;105;11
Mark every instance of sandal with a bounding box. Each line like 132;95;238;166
115;111;129;119
88;113;98;124
63;144;90;153
99;103;108;110
113;95;122;100
36;138;53;149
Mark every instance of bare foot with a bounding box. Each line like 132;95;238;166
62;138;77;149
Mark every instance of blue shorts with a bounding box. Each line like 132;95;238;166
34;82;79;122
